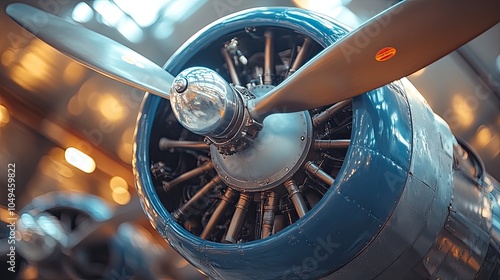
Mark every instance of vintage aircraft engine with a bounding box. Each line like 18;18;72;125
5;1;499;279
134;7;500;280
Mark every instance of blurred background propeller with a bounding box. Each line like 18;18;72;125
10;192;207;279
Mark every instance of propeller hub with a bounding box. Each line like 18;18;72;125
170;67;265;155
170;67;241;137
211;85;313;192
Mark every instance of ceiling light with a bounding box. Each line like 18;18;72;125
64;147;96;173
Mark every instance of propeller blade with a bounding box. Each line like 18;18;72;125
6;3;173;99
249;0;500;120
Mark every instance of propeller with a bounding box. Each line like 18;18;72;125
5;3;173;99
6;1;500;135
248;0;500;120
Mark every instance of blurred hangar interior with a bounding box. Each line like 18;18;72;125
0;0;498;279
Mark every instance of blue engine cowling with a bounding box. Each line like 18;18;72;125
133;7;500;279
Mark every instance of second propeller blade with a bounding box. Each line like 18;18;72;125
248;0;500;121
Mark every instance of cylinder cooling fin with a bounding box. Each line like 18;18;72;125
134;7;500;280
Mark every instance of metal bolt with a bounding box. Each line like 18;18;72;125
174;77;188;93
